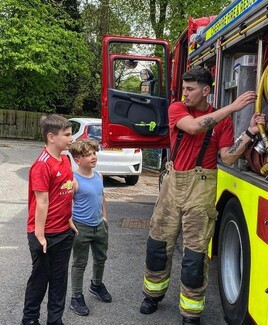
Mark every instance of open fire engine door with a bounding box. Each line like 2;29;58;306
101;36;171;149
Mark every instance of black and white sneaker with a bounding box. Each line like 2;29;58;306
89;280;112;303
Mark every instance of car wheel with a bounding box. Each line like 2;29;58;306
125;175;139;186
218;198;251;325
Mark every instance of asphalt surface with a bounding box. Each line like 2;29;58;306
0;139;226;325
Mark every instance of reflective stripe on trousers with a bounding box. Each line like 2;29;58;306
144;276;170;292
180;293;205;311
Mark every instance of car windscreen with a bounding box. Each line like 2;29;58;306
70;121;81;135
88;125;102;141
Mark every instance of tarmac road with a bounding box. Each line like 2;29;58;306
0;139;226;325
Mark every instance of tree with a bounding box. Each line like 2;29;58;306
109;0;232;45
81;0;132;111
0;0;91;113
118;75;141;93
61;0;81;21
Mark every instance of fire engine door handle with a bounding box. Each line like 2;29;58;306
130;97;151;104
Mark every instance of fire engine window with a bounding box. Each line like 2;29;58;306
109;42;167;98
113;58;161;97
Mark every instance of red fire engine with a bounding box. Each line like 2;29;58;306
101;0;268;324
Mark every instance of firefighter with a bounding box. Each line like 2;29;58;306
139;66;264;324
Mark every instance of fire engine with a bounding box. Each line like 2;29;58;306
101;0;268;324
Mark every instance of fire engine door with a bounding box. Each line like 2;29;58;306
101;36;171;148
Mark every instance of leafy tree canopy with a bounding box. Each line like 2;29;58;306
0;0;91;113
0;0;233;115
80;1;132;109
109;0;232;45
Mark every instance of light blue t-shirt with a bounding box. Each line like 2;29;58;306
72;171;103;226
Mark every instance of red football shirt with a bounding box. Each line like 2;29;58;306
169;102;234;171
27;148;73;233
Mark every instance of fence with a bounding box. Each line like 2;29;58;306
0;109;44;140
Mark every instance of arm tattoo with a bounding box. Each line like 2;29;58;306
229;131;245;154
198;117;217;130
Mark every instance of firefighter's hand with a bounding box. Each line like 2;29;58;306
232;91;257;111
248;113;265;135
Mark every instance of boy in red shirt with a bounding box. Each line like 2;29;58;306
21;114;77;325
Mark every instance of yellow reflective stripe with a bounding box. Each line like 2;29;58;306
144;276;170;292
180;293;205;311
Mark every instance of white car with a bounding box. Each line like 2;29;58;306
66;117;142;185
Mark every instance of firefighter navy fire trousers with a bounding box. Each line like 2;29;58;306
143;162;218;318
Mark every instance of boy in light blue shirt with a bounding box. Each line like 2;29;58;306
69;139;111;316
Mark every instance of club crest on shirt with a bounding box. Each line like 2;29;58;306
60;180;73;195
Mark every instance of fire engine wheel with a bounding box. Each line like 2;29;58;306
218;198;252;325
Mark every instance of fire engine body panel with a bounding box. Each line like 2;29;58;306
187;0;268;323
101;0;268;323
189;0;266;61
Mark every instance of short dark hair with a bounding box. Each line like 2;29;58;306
40;114;72;144
182;66;213;88
69;139;99;158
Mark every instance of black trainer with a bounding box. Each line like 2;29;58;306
182;316;201;324
89;281;112;302
20;321;41;325
70;294;89;316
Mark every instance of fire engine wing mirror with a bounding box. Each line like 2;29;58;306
140;69;155;95
124;59;138;69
